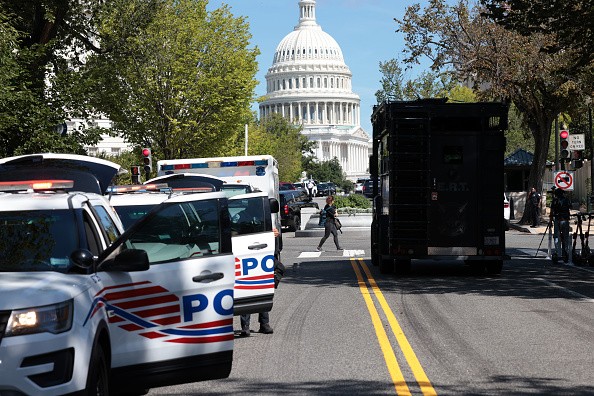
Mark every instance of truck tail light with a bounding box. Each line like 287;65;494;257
284;204;289;215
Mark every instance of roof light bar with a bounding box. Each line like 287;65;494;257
171;187;215;193
107;183;169;193
160;159;268;172
0;179;74;192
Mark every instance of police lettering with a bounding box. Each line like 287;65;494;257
182;289;234;321
241;254;275;275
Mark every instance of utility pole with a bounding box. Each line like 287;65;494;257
590;106;593;196
555;116;559;171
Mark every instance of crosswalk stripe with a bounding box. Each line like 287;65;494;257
298;252;322;258
297;250;365;258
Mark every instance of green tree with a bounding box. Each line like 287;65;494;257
0;0;160;156
252;114;307;182
375;59;407;102
481;0;594;70
398;0;582;223
376;62;475;104
306;158;345;186
85;0;259;163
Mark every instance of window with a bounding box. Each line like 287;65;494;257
229;197;267;236
93;205;121;244
0;210;78;272
122;200;223;263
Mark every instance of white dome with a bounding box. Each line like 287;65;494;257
273;25;344;64
259;1;370;182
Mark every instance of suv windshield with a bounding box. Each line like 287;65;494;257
0;210;78;272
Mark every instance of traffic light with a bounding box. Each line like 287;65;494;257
559;129;570;165
130;165;141;184
573;150;583;169
142;148;152;175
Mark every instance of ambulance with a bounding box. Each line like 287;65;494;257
0;154;235;395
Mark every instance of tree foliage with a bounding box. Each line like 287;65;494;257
481;0;594;70
305;157;346;186
397;0;584;223
375;62;475;104
0;0;138;156
85;0;259;163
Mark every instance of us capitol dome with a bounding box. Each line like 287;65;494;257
259;0;370;181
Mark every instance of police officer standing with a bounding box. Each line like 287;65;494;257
550;188;571;263
529;187;541;228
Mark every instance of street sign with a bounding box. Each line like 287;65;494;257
554;171;574;190
568;134;585;150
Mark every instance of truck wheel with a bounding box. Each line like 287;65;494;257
371;250;379;267
379;256;394;274
86;344;109;396
485;260;503;275
394;259;411;275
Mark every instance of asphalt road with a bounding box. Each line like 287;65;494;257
148;227;594;395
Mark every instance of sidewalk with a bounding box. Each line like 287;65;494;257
509;220;550;234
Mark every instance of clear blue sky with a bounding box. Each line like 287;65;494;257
206;0;431;136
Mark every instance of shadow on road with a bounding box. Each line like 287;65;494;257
281;257;594;301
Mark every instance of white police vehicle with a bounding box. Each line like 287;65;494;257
0;154;235;395
110;182;278;316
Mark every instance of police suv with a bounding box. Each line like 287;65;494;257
110;181;279;316
0;154;235;395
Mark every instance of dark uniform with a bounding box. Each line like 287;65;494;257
550;188;571;262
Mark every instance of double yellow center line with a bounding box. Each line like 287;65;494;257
350;258;437;396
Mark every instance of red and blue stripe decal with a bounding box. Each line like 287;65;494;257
234;257;275;290
84;281;233;343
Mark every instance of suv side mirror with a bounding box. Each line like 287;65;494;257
102;249;150;272
269;197;280;213
70;249;95;270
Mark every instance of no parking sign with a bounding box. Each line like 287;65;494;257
554;171;574;190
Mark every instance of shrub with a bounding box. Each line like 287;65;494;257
334;194;371;209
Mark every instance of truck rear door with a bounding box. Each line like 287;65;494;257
429;135;479;255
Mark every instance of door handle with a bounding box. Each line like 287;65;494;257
248;243;268;250
193;272;224;282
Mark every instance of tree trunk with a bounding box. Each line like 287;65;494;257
519;116;554;224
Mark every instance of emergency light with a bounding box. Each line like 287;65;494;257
0;179;74;192
161;159;269;171
107;183;169;194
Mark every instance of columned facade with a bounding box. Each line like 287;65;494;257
259;0;370;181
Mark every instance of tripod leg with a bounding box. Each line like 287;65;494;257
535;220;551;258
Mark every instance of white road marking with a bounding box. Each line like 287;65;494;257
343;249;365;257
534;277;594;302
298;252;322;258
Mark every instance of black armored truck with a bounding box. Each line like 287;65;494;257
370;99;509;275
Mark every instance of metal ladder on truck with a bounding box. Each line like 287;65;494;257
382;106;431;273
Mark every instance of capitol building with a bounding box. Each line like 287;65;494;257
81;0;370;180
259;0;370;181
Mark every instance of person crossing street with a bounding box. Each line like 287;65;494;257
316;195;343;251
